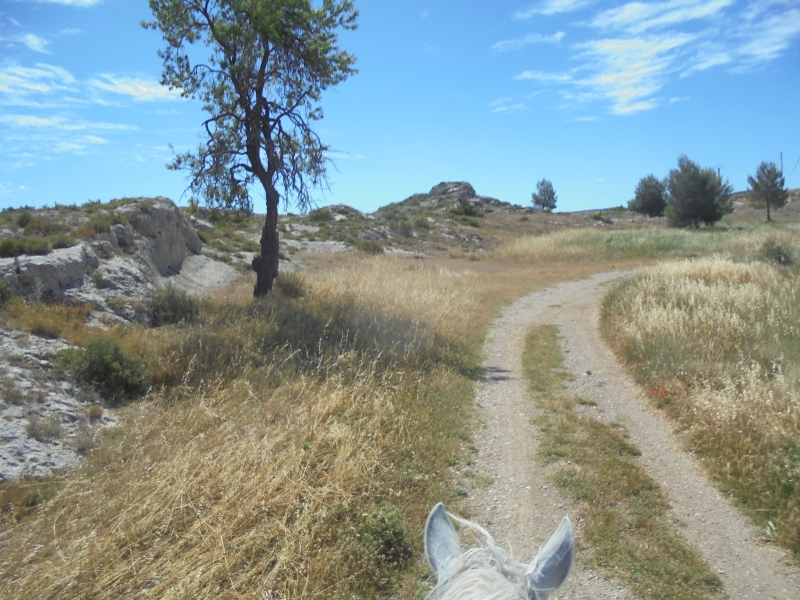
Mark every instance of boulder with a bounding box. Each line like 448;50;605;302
0;243;99;299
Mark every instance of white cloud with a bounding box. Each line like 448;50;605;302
736;8;800;64
89;75;182;101
592;0;735;34
19;34;51;53
575;34;693;113
515;0;594;19
61;28;82;35
0;114;137;132
489;97;525;113
571;116;601;121
0;63;76;98
514;70;573;83
22;0;102;6
492;31;565;52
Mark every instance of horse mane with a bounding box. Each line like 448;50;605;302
425;513;540;600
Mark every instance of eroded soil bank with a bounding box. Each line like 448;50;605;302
466;270;799;599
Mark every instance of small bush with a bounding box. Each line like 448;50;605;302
16;211;32;228
394;219;413;237
413;215;430;230
453;215;481;228
274;272;306;298
87;213;115;234
23;217;69;236
49;234;76;250
148;285;199;326
0;279;14;306
355;239;384;254
26;416;63;443
55;336;152;406
762;239;794;266
0;237;51;257
358;502;412;571
308;207;333;222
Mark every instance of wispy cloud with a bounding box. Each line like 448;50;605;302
591;0;735;34
21;0;102;6
89;75;182;101
19;34;51;53
514;0;594;19
0;63;76;99
492;31;565;52
575;34;693;113
0;114;137;131
61;28;82;35
489;97;525;113
507;0;799;115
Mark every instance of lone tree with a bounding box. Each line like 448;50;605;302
664;155;733;228
144;0;358;295
748;161;788;222
628;174;666;217
532;178;557;212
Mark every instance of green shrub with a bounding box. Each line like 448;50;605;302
26;416;63;443
308;207;333;222
413;215;430;230
148;284;199;326
55;336;152;406
0;237;51;257
355;239;384;254
23;217;69;236
394;219;413;237
87;213;114;234
762;239;794;266
0;279;14;306
274;272;306;298
49;233;76;249
452;215;481;228
16;211;32;228
358;502;412;570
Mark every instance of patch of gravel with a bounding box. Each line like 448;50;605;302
467;270;800;599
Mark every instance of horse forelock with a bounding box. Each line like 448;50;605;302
424;514;537;600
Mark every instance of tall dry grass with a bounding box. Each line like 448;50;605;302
602;255;800;554
0;256;489;599
1;360;472;598
495;225;799;263
308;257;483;343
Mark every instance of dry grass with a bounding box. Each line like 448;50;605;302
1;299;95;344
495;224;800;264
0;250;696;599
602;255;800;555
307;257;483;343
522;325;721;600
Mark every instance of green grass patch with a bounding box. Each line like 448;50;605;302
522;325;721;599
602;258;800;555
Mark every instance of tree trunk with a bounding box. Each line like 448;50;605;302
253;183;280;297
767;200;771;222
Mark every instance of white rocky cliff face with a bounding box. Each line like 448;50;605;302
0;198;238;482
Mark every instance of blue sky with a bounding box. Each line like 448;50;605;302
1;0;799;214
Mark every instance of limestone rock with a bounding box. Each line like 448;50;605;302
0;243;99;299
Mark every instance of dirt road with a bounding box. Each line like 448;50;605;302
466;270;800;599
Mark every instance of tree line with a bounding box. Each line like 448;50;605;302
628;156;789;226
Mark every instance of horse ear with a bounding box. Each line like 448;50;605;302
424;503;462;583
526;516;575;599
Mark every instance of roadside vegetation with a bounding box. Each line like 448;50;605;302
601;246;800;556
1;189;799;597
522;325;722;599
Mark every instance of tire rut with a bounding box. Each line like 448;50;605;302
466;270;800;599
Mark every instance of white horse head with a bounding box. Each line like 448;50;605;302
424;503;574;600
